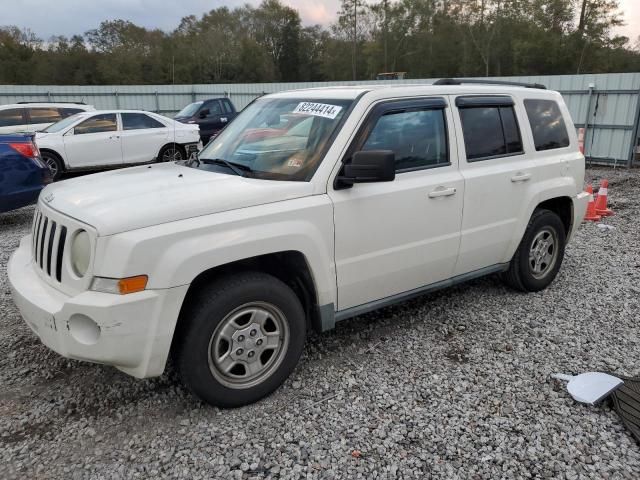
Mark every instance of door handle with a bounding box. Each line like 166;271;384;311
109;135;120;140
428;187;457;198
511;172;531;182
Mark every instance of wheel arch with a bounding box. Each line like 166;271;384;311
39;148;66;170
171;251;322;356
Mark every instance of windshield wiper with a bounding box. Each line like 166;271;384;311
199;158;252;177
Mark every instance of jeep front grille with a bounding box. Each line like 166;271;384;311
32;208;67;282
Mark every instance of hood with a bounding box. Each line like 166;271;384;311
42;162;314;236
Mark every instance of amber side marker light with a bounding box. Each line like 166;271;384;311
91;275;148;295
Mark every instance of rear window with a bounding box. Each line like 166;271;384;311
28;107;62;124
524;99;570;151
459;105;523;160
0;108;25;127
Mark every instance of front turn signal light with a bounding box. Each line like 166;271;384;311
91;275;148;295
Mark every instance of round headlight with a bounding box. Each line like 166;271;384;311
71;230;91;277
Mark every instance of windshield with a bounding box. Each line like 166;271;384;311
43;114;84;133
176;101;203;118
191;97;353;181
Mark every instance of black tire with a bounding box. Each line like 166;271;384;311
502;209;566;292
175;272;306;407
158;144;185;162
41;151;64;181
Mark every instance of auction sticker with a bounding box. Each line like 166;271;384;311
293;102;343;119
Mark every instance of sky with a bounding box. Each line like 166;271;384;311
1;0;639;42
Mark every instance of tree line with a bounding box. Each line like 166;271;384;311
0;0;638;85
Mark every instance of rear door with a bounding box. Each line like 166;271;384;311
26;107;62;132
120;112;169;164
452;95;535;275
330;97;464;311
197;100;226;139
63;113;123;168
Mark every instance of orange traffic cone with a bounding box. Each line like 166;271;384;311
584;185;601;222
594;179;614;216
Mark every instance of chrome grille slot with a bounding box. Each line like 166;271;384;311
31;208;68;283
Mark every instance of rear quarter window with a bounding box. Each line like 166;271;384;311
0;108;26;127
524;99;570;151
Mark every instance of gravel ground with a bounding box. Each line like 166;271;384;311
1;167;640;479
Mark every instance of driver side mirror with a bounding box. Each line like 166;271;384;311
337;150;395;187
199;109;210;119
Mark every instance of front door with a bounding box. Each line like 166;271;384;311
197;100;227;141
63;113;123;168
330;98;464;311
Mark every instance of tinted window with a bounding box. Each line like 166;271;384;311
60;108;84;118
460;106;523;160
122;113;165;130
0;108;25;127
223;99;233;113
362;108;448;171
524;99;570;151
74;113;118;135
28;107;62;124
203;101;222;116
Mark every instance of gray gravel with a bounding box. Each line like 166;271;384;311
2;167;640;479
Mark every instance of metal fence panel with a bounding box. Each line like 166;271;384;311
1;72;639;165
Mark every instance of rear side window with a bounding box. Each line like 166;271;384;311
122;113;165;130
524;99;570;151
0;108;25;127
362;108;448;171
60;108;84;118
28;108;62;124
458;101;523;161
74;113;118;135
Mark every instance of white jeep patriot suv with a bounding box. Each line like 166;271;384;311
9;79;589;407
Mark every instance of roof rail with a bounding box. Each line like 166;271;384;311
16;101;87;105
433;78;547;90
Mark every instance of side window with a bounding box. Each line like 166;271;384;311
361;108;449;171
0;108;26;127
203;101;222;116
223;99;233;113
60;108;84;118
122;113;165;130
74;114;118;135
524;99;570;151
458;102;523;161
28;107;62;124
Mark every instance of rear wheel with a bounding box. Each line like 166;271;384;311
158;144;185;162
502;209;566;292
41;151;64;181
175;272;306;407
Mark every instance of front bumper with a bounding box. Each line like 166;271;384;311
8;235;189;378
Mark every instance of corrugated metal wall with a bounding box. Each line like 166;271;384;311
1;73;639;165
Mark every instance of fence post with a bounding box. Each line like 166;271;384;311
191;87;196;102
47;91;52;102
155;91;160;113
628;88;640;168
115;91;120;109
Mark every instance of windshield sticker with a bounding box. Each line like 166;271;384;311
293;102;343;119
287;157;303;168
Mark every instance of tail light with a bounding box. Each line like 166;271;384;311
9;142;40;159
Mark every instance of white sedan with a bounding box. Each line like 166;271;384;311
35;110;201;180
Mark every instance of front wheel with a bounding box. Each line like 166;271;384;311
175;272;306;407
502;209;566;292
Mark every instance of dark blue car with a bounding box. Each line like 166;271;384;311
0;134;51;213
